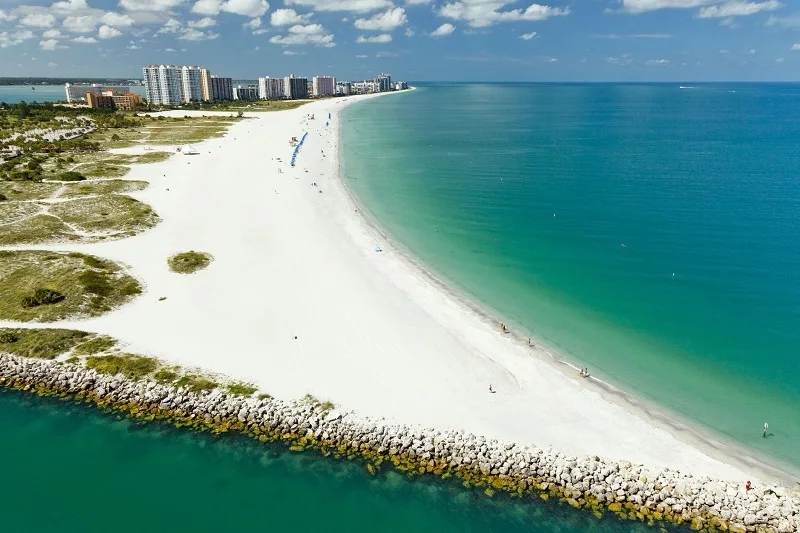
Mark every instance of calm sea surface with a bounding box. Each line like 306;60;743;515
0;388;678;533
342;83;800;474
0;84;145;104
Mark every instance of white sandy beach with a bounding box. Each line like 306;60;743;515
0;93;779;483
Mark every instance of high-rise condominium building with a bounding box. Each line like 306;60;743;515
143;65;182;106
181;66;203;103
65;83;129;103
210;76;233;101
258;77;286;99
199;68;213;101
312;76;336;97
284;75;309;100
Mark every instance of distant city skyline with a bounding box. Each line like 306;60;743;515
0;0;799;81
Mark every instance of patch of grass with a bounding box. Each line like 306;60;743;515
0;214;76;246
257;392;273;400
167;251;213;274
0;327;91;359
59;179;148;199
49;194;159;237
319;400;335;412
134;151;172;164
0;202;40;226
85;353;159;380
226;382;257;396
72;335;116;356
0;182;61;202
153;367;180;384
175;374;218;393
0;250;141;321
56;171;86;182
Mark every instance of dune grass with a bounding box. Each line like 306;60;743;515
0;214;76;246
167;251;213;274
175;374;218;393
0;202;40;226
226;382;257;396
85;353;159;380
49;194;159;237
58;179;148;199
0;250;141;322
0;182;61;202
72;335;117;356
0;327;92;360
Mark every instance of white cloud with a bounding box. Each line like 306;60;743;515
119;0;186;11
269;23;335;46
62;15;98;33
72;35;98;42
20;13;56;28
102;12;136;27
158;18;182;33
39;38;60;50
127;43;141;48
520;31;536;39
697;0;781;18
245;17;262;29
99;25;123;38
220;0;269;17
545;57;557;62
775;57;784;62
284;0;393;13
0;30;34;48
354;7;407;30
356;33;392;42
189;16;216;27
52;0;89;12
270;8;312;25
283;49;304;54
619;0;716;13
430;22;455;36
190;0;268;16
792;42;800;50
765;14;800;27
356;53;368;57
191;0;221;14
404;27;415;36
439;1;569;28
0;10;16;22
179;27;205;39
645;58;670;65
406;0;432;4
43;29;64;39
748;48;756;53
607;54;633;66
164;47;176;51
48;61;58;67
719;48;729;53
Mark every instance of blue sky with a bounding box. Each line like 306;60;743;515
1;0;799;81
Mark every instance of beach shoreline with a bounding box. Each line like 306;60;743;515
0;91;794;487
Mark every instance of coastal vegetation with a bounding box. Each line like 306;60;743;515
178;99;309;113
226;382;258;396
0;328;91;359
167;251;213;274
0;251;141;321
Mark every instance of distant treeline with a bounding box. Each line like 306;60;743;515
0;78;141;86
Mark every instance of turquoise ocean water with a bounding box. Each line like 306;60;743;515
341;83;800;476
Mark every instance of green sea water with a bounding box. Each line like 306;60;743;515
0;388;680;532
341;83;800;475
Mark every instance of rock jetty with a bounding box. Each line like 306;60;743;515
1;353;797;533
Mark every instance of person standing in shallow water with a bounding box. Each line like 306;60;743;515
763;422;769;438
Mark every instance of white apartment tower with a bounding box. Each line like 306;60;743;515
258;77;285;99
181;66;203;103
312;76;336;97
143;65;182;106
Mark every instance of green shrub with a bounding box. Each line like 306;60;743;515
21;288;66;308
56;171;86;182
0;331;19;343
153;368;179;384
73;335;116;355
175;374;218;393
0;193;7;201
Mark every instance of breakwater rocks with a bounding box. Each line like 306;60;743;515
1;353;797;533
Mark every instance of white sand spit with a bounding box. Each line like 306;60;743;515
0;93;780;483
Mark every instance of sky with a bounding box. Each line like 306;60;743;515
1;0;800;81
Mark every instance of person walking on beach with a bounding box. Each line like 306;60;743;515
763;422;769;438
